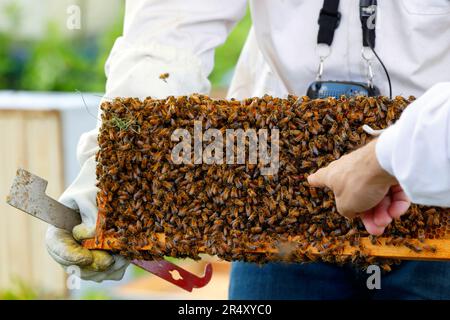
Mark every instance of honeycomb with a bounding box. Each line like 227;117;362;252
95;94;449;270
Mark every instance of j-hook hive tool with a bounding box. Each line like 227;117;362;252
6;168;212;292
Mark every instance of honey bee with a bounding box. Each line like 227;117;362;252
404;242;423;253
381;263;392;273
422;244;437;253
369;235;381;245
159;73;170;82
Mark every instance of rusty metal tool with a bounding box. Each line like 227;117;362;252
6;168;213;292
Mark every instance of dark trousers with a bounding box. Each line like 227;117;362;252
229;261;450;300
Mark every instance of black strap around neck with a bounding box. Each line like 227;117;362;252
360;0;377;48
317;0;377;48
317;0;341;46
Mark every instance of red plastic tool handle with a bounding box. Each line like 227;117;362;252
132;260;213;292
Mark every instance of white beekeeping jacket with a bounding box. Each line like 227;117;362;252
62;0;450;220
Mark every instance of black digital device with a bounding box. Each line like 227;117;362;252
307;0;387;99
306;80;380;99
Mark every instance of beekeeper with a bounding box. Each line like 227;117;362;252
45;0;450;299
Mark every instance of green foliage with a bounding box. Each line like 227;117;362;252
18;16;124;92
0;279;39;300
0;277;66;300
0;3;250;92
79;289;112;300
0;32;15;88
0;2;123;92
110;116;135;131
20;23;93;91
109;115;140;134
0;2;24;88
209;9;251;87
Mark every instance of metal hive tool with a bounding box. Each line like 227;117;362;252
7;168;212;292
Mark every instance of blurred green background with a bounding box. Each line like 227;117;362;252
0;1;251;92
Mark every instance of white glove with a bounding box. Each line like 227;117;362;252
45;131;129;282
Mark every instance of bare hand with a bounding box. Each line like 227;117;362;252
307;139;411;235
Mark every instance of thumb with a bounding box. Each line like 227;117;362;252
73;223;96;242
307;168;328;188
45;226;93;267
72;224;115;272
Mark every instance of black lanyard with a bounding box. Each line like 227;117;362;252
317;0;341;46
317;0;377;49
312;0;392;99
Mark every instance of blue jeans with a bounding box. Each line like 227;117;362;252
229;261;450;300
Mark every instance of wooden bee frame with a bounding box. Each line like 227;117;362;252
83;95;450;265
83;196;450;261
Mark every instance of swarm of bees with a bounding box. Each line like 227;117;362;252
96;94;449;271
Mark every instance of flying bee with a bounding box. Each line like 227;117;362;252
159;73;170;82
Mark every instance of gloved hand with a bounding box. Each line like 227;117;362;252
45;131;129;282
46;226;128;282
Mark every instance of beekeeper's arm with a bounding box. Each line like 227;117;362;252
308;82;450;235
45;0;247;282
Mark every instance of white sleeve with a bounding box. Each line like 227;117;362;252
376;82;450;207
104;0;247;99
60;0;247;219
